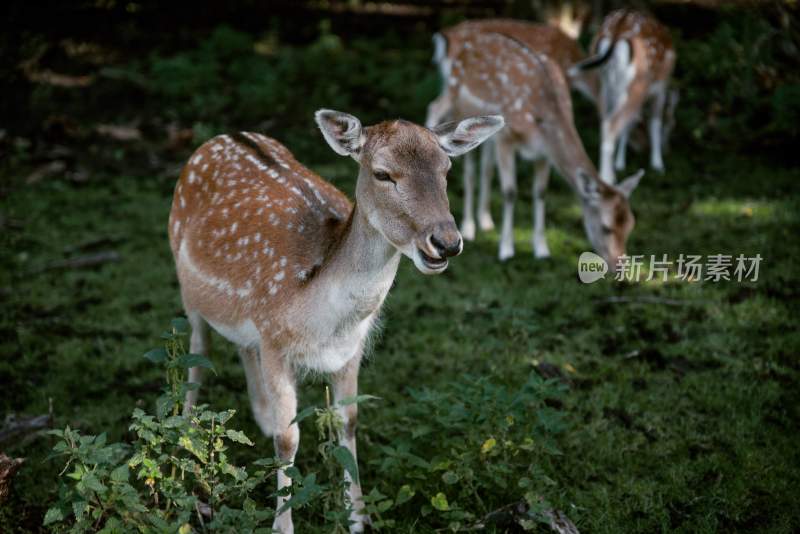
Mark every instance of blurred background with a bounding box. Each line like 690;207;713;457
2;0;799;164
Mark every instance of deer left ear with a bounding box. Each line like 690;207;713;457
617;169;644;198
315;109;364;158
433;115;505;157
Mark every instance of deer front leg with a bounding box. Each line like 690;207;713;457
331;348;370;533
260;344;298;534
477;139;496;232
649;86;667;173
183;312;210;415
614;124;631;172
495;139;517;261
600;118;619;184
532;159;551;259
460;151;477;241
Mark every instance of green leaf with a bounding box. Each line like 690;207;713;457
43;507;64;526
72;500;88;520
179;435;209;463
110;464;129;482
291;405;317;425
143;347;168;364
337;394;380;406
171;317;190;334
226;429;254;446
284;466;302;480
431;492;449;511
377;499;394;512
82;472;107;494
332;446;359;485
480;437;497;455
177;353;216;373
442;471;460;485
395;484;415;505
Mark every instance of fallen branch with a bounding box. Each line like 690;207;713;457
0;413;52;446
465;498;579;533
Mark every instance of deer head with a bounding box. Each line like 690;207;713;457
578;169;643;269
315;110;504;274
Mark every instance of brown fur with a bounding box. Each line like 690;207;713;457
444;19;599;102
447;32;637;265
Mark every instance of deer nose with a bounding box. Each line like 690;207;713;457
427;224;462;258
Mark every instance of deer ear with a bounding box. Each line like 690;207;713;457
577;168;602;201
617;169;644;198
432;115;505;157
315;109;364;157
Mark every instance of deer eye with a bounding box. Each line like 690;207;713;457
374;170;394;183
601;225;613;235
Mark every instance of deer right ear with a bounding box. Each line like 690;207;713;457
315;109;364;158
432;115;505;157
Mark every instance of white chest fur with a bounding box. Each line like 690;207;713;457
287;254;399;373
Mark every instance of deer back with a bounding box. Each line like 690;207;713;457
168;132;352;331
592;9;675;84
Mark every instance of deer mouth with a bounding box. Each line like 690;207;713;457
417;248;448;271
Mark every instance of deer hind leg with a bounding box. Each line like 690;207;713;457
495;138;517;261
331;347;370;533
460;151;477;241
183;311;210;415
260;344;298;534
239;345;275;436
649;85;667;173
532;159;552;259
477;139;496;232
602;80;648;184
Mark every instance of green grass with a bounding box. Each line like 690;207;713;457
2;137;799;532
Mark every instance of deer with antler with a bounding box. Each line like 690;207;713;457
168;111;503;533
426;19;600;241
444;31;642;265
571;9;676;183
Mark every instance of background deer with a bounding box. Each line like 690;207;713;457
168;111;502;533
572;9;676;183
425;19;600;240
445;31;642;265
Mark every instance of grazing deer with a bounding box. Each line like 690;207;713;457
425;19;600;240
571;9;676;183
445;32;642;265
168;111;503;533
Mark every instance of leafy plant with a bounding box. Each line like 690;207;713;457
364;372;568;532
44;319;280;532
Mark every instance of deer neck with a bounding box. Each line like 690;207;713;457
310;202;401;319
545;116;601;200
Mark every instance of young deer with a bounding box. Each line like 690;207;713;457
571;9;676;183
168;111;502;533
446;32;642;265
425;19;599;240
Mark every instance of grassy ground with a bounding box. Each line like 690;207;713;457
2;10;800;532
2;130;799;532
